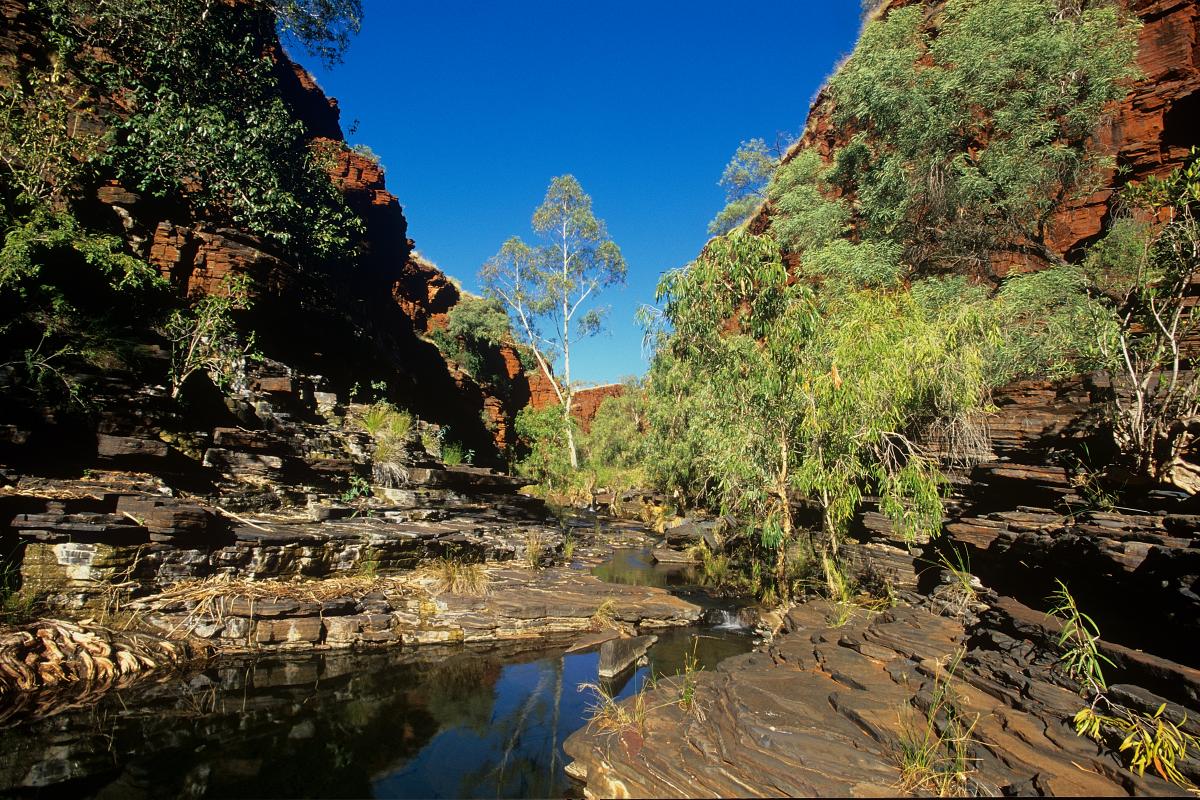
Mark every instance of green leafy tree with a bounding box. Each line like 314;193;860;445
584;382;649;472
514;405;575;488
480;175;627;469
163;274;256;398
650;227;1112;597
0;68;100;214
657;232;981;593
1089;154;1200;485
708;137;788;236
272;0;363;66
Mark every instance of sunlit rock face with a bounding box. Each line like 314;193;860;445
528;381;626;433
758;0;1200;272
0;0;534;463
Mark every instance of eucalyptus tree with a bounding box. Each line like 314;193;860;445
708;137;787;236
655;230;1007;597
480;175;626;468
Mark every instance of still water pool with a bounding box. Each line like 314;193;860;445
0;625;752;799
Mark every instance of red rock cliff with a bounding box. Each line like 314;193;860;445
758;0;1200;272
0;0;531;462
529;380;625;433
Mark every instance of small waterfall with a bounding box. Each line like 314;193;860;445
711;609;749;631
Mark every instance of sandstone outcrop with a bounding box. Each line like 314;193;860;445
529;381;627;433
565;598;1196;797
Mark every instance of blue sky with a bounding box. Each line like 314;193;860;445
304;1;864;385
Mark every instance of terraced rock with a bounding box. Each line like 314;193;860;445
564;600;1195;798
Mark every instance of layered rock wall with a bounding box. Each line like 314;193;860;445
0;0;533;464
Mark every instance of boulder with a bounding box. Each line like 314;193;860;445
598;634;657;678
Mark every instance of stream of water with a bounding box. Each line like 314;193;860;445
0;547;753;799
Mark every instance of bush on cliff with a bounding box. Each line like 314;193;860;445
38;0;365;262
823;0;1140;273
632;0;1141;601
431;295;514;385
1088;154;1200;486
0;0;365;407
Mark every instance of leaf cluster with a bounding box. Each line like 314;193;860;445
430;295;514;384
35;0;365;262
708;137;788;236
816;0;1140;272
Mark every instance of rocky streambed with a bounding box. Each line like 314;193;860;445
563;593;1200;798
0;510;767;797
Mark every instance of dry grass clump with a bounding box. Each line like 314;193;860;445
423;557;489;596
578;680;648;738
355;401;413;464
524;531;546;569
590;598;619;631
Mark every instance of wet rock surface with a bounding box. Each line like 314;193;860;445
565;597;1197;798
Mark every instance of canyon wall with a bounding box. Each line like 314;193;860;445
806;0;1200;671
762;0;1200;271
0;0;533;465
528;380;626;433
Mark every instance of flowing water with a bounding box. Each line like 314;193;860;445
0;546;753;799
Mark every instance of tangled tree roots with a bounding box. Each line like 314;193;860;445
0;619;206;713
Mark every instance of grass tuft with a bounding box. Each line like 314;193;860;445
590;598;619;631
894;648;979;797
424;556;488;596
524;531;546;569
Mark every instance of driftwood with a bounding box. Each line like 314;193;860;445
0;618;207;720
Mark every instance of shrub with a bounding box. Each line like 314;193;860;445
441;441;468;466
353;401;413;467
708;137;790;236
163;273;256;399
1050;582;1200;792
431;295;515;386
514;405;574;487
426;556;488;596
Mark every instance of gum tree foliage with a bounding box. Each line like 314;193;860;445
637;0;1140;598
513;405;575;489
584;381;650;474
824;0;1140;273
272;0;364;67
651;230;1113;597
1087;155;1200;483
656;231;997;593
480;175;627;469
708;137;788;236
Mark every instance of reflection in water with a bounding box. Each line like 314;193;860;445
591;548;697;588
0;627;751;799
